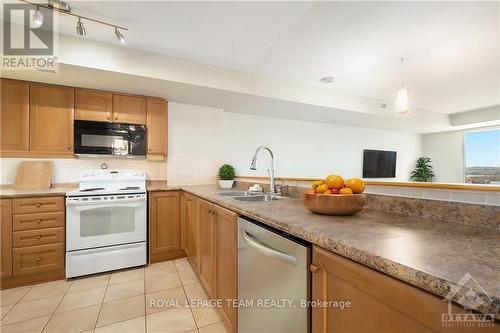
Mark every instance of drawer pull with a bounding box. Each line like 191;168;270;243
36;235;41;240
310;263;321;273
67;145;72;150
36;219;42;223
36;257;41;262
36;203;41;208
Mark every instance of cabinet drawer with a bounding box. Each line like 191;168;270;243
13;227;64;248
13;243;64;277
13;211;64;231
13;197;64;214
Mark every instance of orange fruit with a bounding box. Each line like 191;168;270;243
325;175;345;189
345;178;365;194
312;180;324;190
323;190;332;195
315;183;329;194
339;187;353;195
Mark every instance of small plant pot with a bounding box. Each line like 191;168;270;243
219;180;234;189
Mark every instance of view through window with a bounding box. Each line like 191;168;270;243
464;129;500;184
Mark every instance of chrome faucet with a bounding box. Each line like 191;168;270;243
250;146;276;194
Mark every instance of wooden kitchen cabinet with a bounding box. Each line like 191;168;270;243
149;191;185;263
146;97;168;160
0;79;30;155
182;193;200;272
215;205;238;333
29;83;74;157
1;199;13;279
198;198;216;298
75;88;113;122
311;246;486;333
112;93;146;125
2;195;65;289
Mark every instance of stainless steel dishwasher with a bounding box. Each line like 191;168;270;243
238;216;310;333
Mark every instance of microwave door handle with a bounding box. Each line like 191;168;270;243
240;228;297;266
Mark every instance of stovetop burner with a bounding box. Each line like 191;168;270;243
79;187;105;192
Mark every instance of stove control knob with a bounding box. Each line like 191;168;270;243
82;173;87;177
89;172;95;177
133;172;138;176
139;172;145;177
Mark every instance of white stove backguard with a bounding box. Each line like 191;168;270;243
78;169;146;191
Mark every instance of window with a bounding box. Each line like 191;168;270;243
464;129;500;184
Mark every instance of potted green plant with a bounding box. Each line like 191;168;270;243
410;157;435;182
218;164;236;188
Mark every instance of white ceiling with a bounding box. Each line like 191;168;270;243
13;1;500;114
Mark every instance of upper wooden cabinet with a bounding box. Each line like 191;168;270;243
30;83;74;156
112;94;146;125
149;191;185;263
146;97;168;159
0;79;30;155
75;88;113;122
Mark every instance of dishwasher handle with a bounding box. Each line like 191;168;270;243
241;228;297;266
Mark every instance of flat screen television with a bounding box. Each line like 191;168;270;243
363;149;397;178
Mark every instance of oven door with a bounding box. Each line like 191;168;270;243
66;193;147;251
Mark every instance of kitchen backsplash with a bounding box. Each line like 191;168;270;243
0;157;222;186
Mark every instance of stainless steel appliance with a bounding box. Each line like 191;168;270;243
238;217;310;333
65;169;147;278
74;120;146;157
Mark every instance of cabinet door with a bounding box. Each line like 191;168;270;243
311;246;482;333
198;198;216;298
112;94;146;125
215;205;238;333
75;88;112;122
0;79;29;155
149;191;184;263
183;193;200;272
1;199;13;279
146;97;167;159
30;83;74;156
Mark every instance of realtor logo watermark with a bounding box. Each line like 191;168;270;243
2;3;58;71
442;273;496;328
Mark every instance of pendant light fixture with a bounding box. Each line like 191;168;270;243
76;17;86;36
31;5;44;28
395;57;409;115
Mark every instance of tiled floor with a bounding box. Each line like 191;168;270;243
0;258;229;333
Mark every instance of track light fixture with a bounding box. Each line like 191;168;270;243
115;27;126;44
76;17;86;36
31;5;43;28
20;0;128;44
395;57;409;115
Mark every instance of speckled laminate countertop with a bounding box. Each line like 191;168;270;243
148;183;500;315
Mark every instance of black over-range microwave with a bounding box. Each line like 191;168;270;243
74;120;146;156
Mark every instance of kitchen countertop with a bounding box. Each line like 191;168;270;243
0;184;77;198
148;183;500;315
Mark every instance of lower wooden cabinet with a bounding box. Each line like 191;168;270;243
182;193;200;272
311;246;488;333
198;198;217;298
215;205;238;333
149;191;185;263
1;196;65;289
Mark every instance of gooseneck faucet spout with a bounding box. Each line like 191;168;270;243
250;146;276;194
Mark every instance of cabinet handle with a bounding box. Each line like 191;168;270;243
310;263;320;273
107;116;111;120
67;145;72;150
36;203;41;208
36;235;41;240
36;219;41;223
115;114;118;120
36;257;41;262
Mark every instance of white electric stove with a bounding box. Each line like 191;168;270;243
65;170;147;278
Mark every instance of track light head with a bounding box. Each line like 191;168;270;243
114;27;126;44
31;6;44;28
76;17;86;36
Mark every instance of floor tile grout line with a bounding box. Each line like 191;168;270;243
0;284;33;320
94;273;111;330
40;280;74;333
179;262;202;330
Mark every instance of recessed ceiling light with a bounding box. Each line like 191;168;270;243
320;76;334;84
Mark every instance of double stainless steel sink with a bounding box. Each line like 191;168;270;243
216;190;288;203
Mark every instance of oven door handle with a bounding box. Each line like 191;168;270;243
66;197;145;206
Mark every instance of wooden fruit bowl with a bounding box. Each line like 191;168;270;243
302;192;366;215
